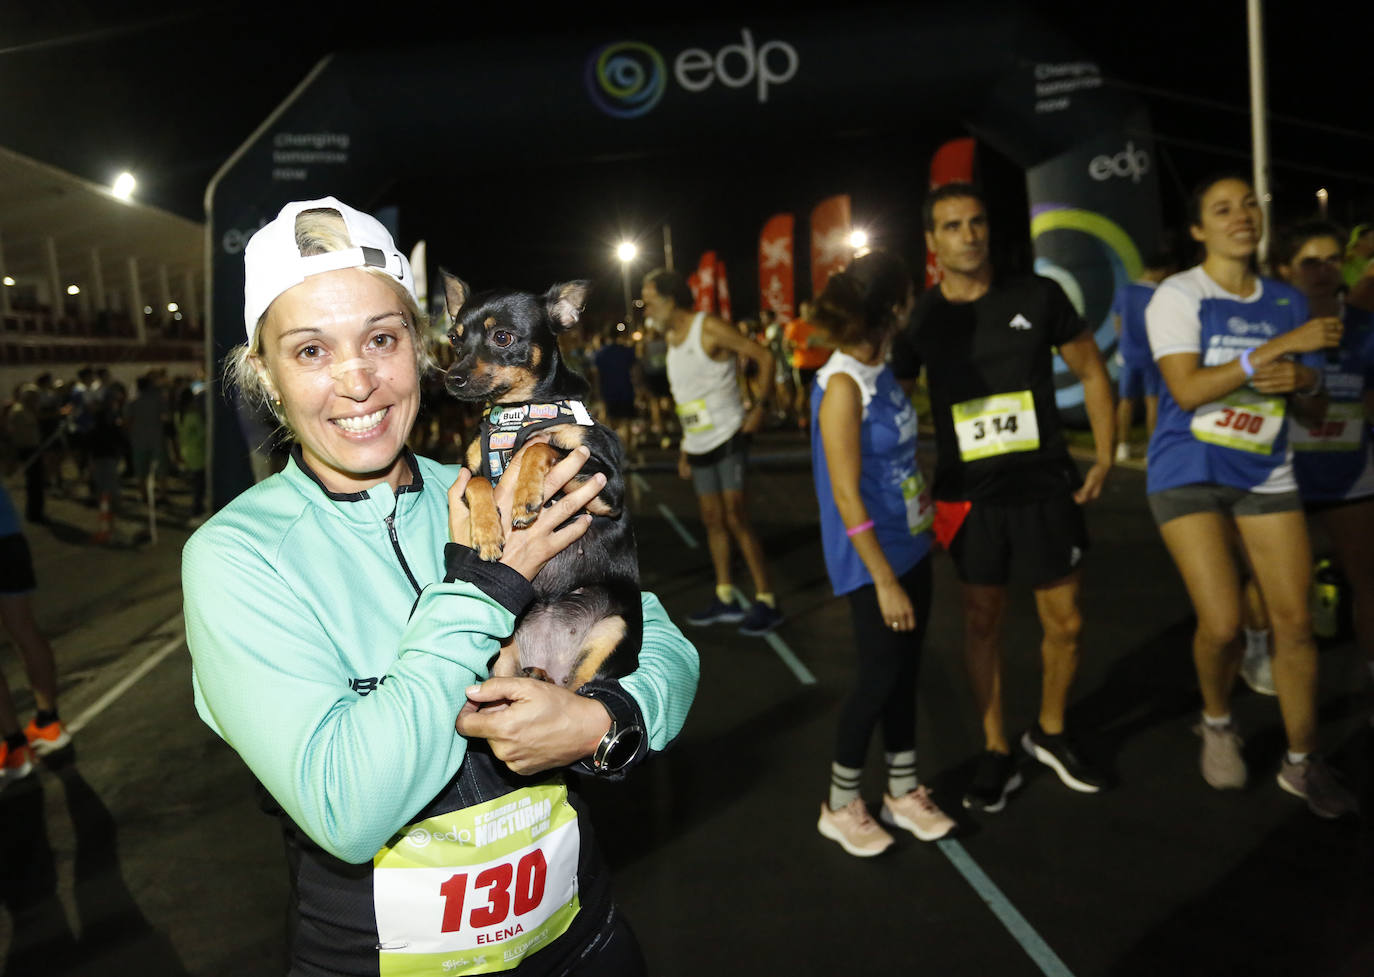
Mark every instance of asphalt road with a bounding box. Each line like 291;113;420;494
2;432;1370;976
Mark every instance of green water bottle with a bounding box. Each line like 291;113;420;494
1311;558;1341;640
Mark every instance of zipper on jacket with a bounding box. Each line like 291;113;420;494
385;503;422;597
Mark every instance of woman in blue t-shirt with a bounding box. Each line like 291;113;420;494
1278;222;1374;708
808;252;954;856
1144;174;1354;818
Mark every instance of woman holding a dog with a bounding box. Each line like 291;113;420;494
808;250;955;857
182;197;698;975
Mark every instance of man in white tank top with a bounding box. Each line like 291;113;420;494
642;268;784;636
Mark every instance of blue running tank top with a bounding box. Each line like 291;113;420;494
810;351;932;596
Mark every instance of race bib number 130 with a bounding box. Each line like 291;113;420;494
952;391;1040;462
373;783;581;976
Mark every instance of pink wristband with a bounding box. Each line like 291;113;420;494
845;520;875;537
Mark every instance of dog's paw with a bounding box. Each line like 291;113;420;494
511;500;543;529
476;538;505;561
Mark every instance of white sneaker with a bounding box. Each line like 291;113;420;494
1115;442;1131;462
1240;646;1276;696
818;799;894;857
881;786;955;841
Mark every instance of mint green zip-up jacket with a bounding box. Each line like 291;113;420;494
183;451;698;865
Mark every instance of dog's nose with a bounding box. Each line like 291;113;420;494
446;371;468;389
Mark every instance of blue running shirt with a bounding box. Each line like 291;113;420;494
810;352;932;596
1113;280;1158;370
1145;267;1317;495
1292;304;1374;502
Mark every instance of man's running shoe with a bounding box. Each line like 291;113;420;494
685;597;747;627
881;786;955;841
1021;725;1107;793
962;750;1022;813
1193;719;1246;789
738;601;784;636
1277;755;1359;819
1240;646;1277;696
25;717;72;755
1;741;34;784
817;799;894;857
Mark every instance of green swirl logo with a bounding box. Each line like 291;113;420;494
586;41;666;118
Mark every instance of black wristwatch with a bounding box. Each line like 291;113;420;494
590;718;643;775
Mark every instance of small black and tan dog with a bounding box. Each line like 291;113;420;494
442;271;640;691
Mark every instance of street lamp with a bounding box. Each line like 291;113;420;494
112;172;136;201
616;240;637;320
849;228;871;258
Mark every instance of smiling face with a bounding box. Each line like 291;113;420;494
253;268;419;494
925;196;990;277
1191;178;1262;261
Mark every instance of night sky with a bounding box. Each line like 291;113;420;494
2;1;1368;325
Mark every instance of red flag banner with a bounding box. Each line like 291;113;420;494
715;258;731;323
695;251;718;314
758;213;795;319
925;138;977;286
809;194;852;298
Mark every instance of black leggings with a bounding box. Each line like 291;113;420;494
834;558;933;769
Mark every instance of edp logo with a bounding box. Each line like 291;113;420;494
1088;141;1150;184
673;29;799;104
586;29;799;118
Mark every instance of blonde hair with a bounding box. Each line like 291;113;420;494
226;207;434;428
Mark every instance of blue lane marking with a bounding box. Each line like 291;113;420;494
731;587;816;686
936;839;1077;977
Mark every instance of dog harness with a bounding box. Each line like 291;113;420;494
479;400;595;480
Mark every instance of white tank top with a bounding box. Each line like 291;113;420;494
666;312;744;455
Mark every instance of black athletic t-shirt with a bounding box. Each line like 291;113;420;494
892;274;1087;502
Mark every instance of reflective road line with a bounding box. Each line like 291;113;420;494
656;503;699;549
731;587;816;686
937;839;1078;977
68;613;186;736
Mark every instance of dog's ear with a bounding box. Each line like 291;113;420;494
440;269;471;320
545;281;591;332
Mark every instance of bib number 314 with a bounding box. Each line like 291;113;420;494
952;391;1041;462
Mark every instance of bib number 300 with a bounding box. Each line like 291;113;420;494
1191;390;1285;455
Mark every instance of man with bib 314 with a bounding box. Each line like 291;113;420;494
892;182;1115;815
1144;175;1355;818
641;267;784;637
184;198;700;976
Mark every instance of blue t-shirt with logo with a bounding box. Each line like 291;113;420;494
1113;280;1157;370
1292;304;1374;502
1145;267;1319;495
810;352;932;596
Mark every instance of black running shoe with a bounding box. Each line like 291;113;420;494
1021;725;1107;793
962;750;1023;813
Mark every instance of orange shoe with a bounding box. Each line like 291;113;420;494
25;716;72;755
1;740;34;784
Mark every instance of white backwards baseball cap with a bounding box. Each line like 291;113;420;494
242;196;416;342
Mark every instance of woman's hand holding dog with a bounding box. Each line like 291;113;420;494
448;445;604;582
455;678;612;775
